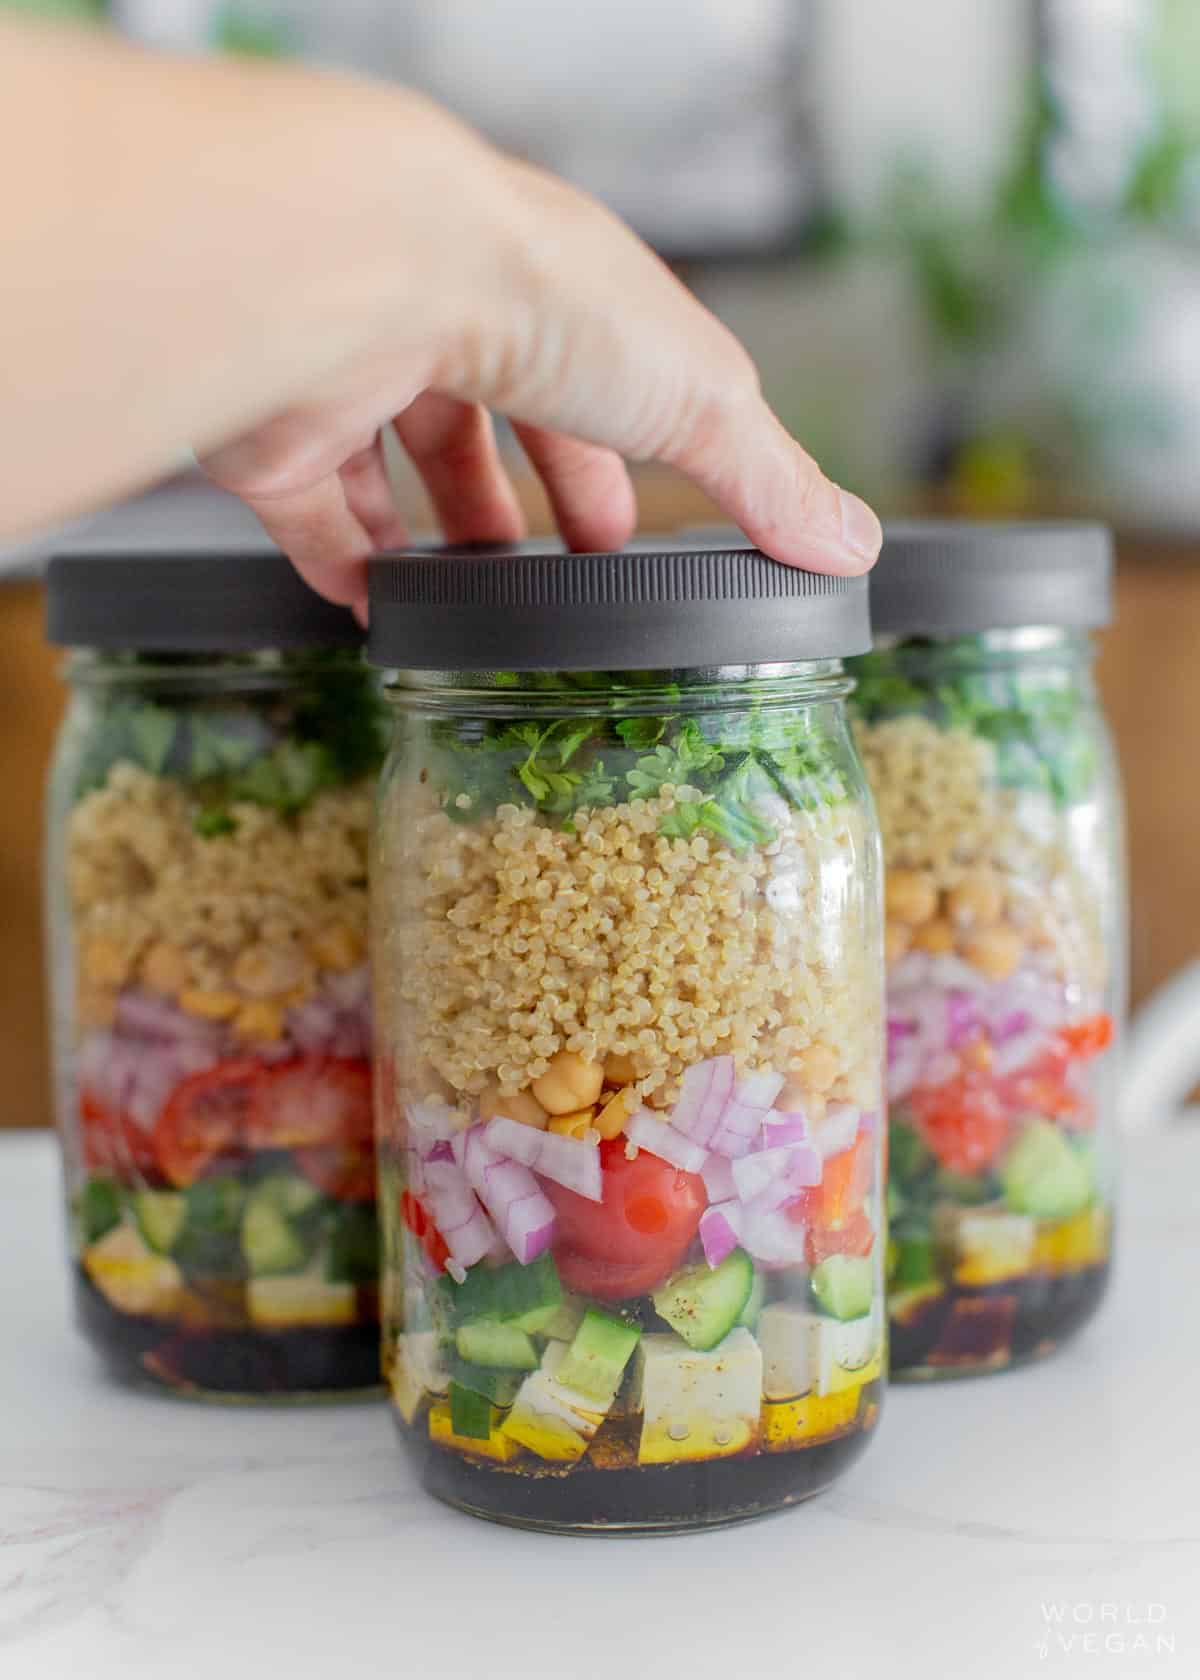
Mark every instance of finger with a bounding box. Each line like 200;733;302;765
339;434;410;552
392;394;526;545
511;424;636;552
235;476;370;622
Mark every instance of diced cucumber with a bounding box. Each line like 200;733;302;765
184;1175;245;1233
133;1190;186;1256
1001;1121;1094;1220
933;1167;996;1206
652;1248;755;1352
253;1172;324;1222
556;1309;641;1405
449;1358;522;1408
449;1381;497;1440
455;1320;539;1371
812;1255;874;1322
326;1203;379;1285
241;1197;307;1277
736;1268;766;1331
889;1121;934;1188
78;1177;122;1245
442;1252;562;1326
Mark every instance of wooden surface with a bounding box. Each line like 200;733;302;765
3;484;1198;1126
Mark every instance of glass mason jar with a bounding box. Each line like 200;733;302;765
368;543;885;1532
45;551;387;1400
848;522;1124;1379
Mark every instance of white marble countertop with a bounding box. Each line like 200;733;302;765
2;1128;1197;1680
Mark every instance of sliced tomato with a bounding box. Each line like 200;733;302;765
909;1072;1010;1174
80;1091;157;1177
805;1209;876;1267
153;1059;263;1187
399;1190;449;1267
1059;1014;1114;1061
296;1141;376;1203
247;1057;372;1152
542;1137;705;1300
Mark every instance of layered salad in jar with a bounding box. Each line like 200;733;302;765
58;659;384;1396
851;649;1117;1375
375;683;885;1528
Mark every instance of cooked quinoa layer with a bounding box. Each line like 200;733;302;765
379;782;882;1114
853;714;1106;987
68;763;370;1014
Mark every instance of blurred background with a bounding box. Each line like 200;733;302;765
4;0;1200;1124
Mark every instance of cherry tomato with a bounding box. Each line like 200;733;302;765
791;1132;874;1230
542;1137;705;1300
1059;1014;1114;1061
247;1057;372;1151
296;1140;376;1203
399;1190;450;1268
805;1209;876;1267
153;1059;263;1187
80;1091;158;1176
909;1072;1009;1174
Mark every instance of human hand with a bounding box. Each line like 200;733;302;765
202;103;880;617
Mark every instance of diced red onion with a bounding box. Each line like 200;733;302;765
483;1116;602;1202
888;1041;923;1103
423;1156;498;1270
857;1109;880;1135
741;1203;809;1268
407;1098;461;1151
460;1126;557;1264
668;1055;736;1147
701;1154;737;1203
707;1069;785;1158
626;1110;709;1175
762;1110;810;1149
699;1202;743;1268
287;998;339;1054
114;989;225;1046
992;1028;1051;1078
812;1103;860;1160
924;1051;960;1090
732;1142;822;1201
945;990;979;1049
426;1139;455;1164
325;965;370;1014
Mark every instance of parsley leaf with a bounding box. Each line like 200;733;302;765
627;719;723;797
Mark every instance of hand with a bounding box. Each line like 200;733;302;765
202;121;880;618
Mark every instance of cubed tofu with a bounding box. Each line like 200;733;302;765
83;1222;183;1319
634;1328;763;1465
500;1340;609;1463
1033;1205;1110;1274
390;1329;450;1425
758;1304;883;1401
246;1268;357;1330
951;1208;1036;1287
762;1385;863;1451
428;1400;521;1463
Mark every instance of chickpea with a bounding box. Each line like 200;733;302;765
532;1050;604;1115
962;924;1025;981
309;923;364;973
479;1085;548;1130
547;1108;596;1139
595;1085;639;1140
794;1042;840;1095
81;935;131;990
947;868;1003;929
884;921;913;965
141;940;189;997
233;1000;285;1043
884;868;938;927
178;987;241;1021
603;1052;638;1086
233;942;312;999
912;917;956;955
77;984;117;1030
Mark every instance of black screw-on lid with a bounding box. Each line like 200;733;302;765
46;550;363;652
367;542;871;671
868;521;1114;637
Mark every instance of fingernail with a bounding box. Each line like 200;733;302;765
838;489;882;563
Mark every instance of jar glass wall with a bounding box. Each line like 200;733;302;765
373;660;885;1531
46;554;386;1400
849;526;1124;1379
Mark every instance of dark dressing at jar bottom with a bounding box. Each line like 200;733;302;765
74;1270;382;1400
888;1262;1110;1380
396;1385;882;1534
